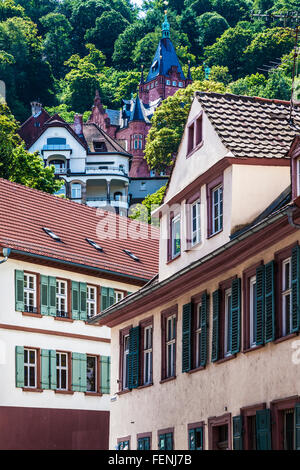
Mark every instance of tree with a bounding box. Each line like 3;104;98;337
113;22;146;70
197;12;229;49
0;102;62;193
145;80;226;172
14;0;58;27
0;0;24;21
211;0;251;26
227;73;267;96
129;184;167;225
209;65;232;84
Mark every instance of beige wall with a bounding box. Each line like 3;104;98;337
109;230;300;450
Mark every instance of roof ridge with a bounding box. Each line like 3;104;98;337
196;91;300;107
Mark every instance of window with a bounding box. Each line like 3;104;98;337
87;285;97;318
24;273;37;313
137;436;151;450
133;134;143;150
71;183;82;199
195;302;203;368
93;141;107;152
188;425;204;450
158;431;173;450
56;280;68;317
187;123;194;155
195;115;203;146
271;397;300;450
191;200;201;246
123;249;140;262
56;352;68;390
122;334;130;390
282;257;292;336
86;238;103;253
224;288;232;357
55;184;66;197
118;439;130;450
143;325;153;385
212;185;223;235
47;138;66;146
172;81;177;86
161;307;177;380
24;348;37;388
114;290;124;304
166;79;171;85
187;115;203;155
208;415;231;450
171;214;181;259
178;81;183;87
87;355;98;393
43;227;61;242
150;170;156;177
249;276;257;348
50;159;66;174
140;182;146;191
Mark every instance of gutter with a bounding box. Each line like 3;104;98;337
89;203;293;324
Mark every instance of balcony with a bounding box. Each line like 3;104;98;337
85;166;128;177
86;196;129;210
54;167;67;175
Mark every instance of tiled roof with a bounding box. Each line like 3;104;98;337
70;122;131;155
0;179;159;282
196;92;300;159
105;109;121;127
130;96;150;123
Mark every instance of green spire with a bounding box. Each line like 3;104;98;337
162;11;170;39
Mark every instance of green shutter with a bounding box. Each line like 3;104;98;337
72;281;80;320
79;282;87;321
295;403;300;450
41;349;50;389
101;287;108;311
182;303;192;373
40;275;49;315
291;246;300;333
200;293;208;367
100;355;111;394
128;326;140;389
109;288;115;307
233;415;243;450
15;346;24;387
15;270;24;312
256;409;272;450
211;289;220;362
80;353;87;392
49;350;57;390
72;352;81;391
48;276;56;316
265;261;275;343
231;278;241;355
256;265;265;345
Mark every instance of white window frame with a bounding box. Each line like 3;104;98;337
87;285;97;318
171;214;181;259
87;355;97;393
224;288;232;357
212;184;223;235
166;314;176;378
24;273;37;313
195;303;202;368
191;200;201;247
143;325;153;385
24;348;37;388
56;279;67;317
115;290;124;304
249;275;257;348
282;257;292;336
71;183;82;199
123;335;130;390
56;352;68;391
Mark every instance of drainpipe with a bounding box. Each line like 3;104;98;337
0;248;11;265
287;206;300;230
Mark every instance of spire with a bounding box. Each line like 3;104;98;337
130;94;148;123
162;10;170;39
187;60;192;81
140;65;144;84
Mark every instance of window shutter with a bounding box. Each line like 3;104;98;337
101;287;108;311
79;282;87;321
264;261;275;343
41;349;50;389
231;278;241;355
109;288;115;307
48;276;56;316
128;326;140;389
15;270;24;312
80;353;87;392
40;275;49;315
232;415;243;450
200;292;209;367
211;290;220;363
15;346;24;388
72;352;81;391
100;355;111;394
291;246;300;333
295;403;300;450
49;349;57;390
182;303;192;373
256;409;272;450
72;281;80;320
256;265;265;345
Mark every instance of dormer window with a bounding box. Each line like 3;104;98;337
93;141;107;152
187;113;203;157
152;60;158;72
170;214;181;260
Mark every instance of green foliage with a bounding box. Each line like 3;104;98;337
129;184;167;225
0;102;62;193
197;12;229;49
0;0;24;21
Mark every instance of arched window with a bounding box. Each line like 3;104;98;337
49;159;66;174
71;183;82;199
132;134;143;150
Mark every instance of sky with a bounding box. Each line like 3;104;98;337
131;0;144;6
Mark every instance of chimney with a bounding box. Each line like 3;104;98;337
74;113;83;137
31;101;42;116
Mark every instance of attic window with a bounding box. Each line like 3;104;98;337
93;141;107;152
43;228;62;242
47;138;66;146
123;249;140;262
152;60;158;72
86;238;103;252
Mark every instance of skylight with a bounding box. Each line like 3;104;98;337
123;249;140;262
43;227;62;242
86;238;103;252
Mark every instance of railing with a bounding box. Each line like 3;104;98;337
54;168;67;174
85;166;128;176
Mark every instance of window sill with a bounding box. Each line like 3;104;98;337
274;332;298;344
22;387;43;393
117;389;131;396
166;254;181;265
187;366;205;375
54;316;73;323
22;312;42;318
160;376;176;384
214;354;236;365
207;229;223;240
84;392;103;397
242;344;264;354
55;390;74;395
186;141;204;159
185;241;203;252
137;383;153;390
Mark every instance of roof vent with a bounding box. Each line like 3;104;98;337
86;238;103;252
123;249;140;262
42;228;62;242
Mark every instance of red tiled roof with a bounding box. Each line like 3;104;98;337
0;179;159;282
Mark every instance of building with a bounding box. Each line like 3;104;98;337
90;92;300;450
0;178;158;450
19;13;191;207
